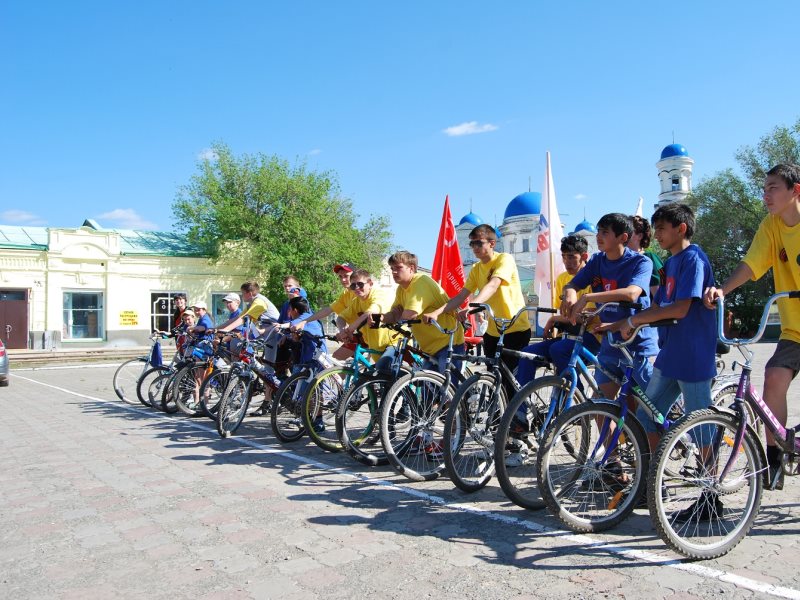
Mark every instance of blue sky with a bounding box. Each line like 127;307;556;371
2;1;798;268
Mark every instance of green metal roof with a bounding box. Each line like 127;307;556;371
0;222;207;257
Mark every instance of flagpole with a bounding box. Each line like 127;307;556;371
547;152;556;309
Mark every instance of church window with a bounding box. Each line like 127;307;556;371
522;238;530;253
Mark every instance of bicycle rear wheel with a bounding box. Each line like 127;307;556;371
443;372;507;492
493;376;584;510
270;370;310;443
303;366;348;452
113;358;147;404
337;374;390;467
380;370;454;481
174;363;210;417
137;366;170;407
537;402;648;532
160;371;180;413
648;408;763;559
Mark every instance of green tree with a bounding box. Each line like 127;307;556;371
172;142;393;306
689;118;800;334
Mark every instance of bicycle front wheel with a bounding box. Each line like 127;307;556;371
199;368;229;419
493;376;585;510
336;374;389;467
648;408;763;559
174;363;210;417
137;366;170;407
302;366;349;453
443;372;507;492
380;370;454;481
270;371;310;443
217;375;252;438
537;402;648;532
113;358;147;404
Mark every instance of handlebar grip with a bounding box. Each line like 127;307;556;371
619;301;643;311
649;319;678;328
406;319;421;325
468;307;484;315
790;291;800;299
469;302;482;308
537;307;558;314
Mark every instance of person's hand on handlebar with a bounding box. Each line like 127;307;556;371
422;307;443;324
703;286;723;310
593;318;634;340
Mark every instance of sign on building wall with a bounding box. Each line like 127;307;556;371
119;310;138;326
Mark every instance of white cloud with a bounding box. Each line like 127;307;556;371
197;148;219;161
96;209;158;230
308;148;322;156
0;209;46;225
574;193;588;201
443;121;499;137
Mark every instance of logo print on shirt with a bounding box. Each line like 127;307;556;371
664;276;676;300
780;248;788;262
601;278;618;292
592;276;602;289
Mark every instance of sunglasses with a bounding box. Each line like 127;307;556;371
349;281;367;290
469;239;489;248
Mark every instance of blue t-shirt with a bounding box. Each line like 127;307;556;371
289;311;327;364
570;248;658;357
279;288;310;323
653;244;717;381
197;313;216;341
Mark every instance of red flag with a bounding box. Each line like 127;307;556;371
431;195;465;299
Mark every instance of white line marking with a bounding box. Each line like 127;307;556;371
13;371;800;600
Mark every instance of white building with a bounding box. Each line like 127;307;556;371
655;143;694;208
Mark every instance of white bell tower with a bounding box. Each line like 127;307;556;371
656;143;694;208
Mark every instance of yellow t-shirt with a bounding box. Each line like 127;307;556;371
465;252;530;337
743;214;800;343
339;287;400;352
329;288;357;324
393;273;465;354
241;294;279;321
554;270;599;339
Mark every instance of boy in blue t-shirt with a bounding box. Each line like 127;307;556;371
279;296;327;365
563;213;659;402
596;204;716;453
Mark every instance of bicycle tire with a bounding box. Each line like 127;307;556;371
537;401;648;532
493;376;586;510
712;383;764;443
160;371;181;413
174;363;210;417
199;368;229;419
302;366;349;453
217;374;252;438
647;408;763;559
380;370;454;481
113;358;147;405
147;372;171;411
336;374;390;467
137;366;170;407
270;370;310;443
443;372;507;492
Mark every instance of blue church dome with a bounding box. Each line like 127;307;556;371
458;212;483;226
660;143;690;159
504;192;541;220
573;219;597;234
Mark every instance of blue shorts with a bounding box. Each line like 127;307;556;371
594;347;654;392
637;367;712;433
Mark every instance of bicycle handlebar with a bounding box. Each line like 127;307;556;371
468;303;555;332
716;291;800;346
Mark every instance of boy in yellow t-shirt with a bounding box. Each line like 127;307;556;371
378;251;464;374
704;163;800;489
339;269;400;352
425;224;530;373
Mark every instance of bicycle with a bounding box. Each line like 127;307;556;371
379;318;468;481
442;303;557;492
534;303;680;531
335;322;422;466
113;332;166;404
647;290;799;559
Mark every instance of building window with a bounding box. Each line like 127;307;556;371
522;238;530;253
212;292;239;325
151;292;187;332
671;175;680;191
63;292;104;339
508;239;515;254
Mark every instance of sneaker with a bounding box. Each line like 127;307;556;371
505;447;529;468
424;441;444;460
312;416;326;433
673;490;723;522
768;464;785;491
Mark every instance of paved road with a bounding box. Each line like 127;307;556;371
2;344;800;600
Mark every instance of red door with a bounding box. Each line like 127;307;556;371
0;289;29;349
